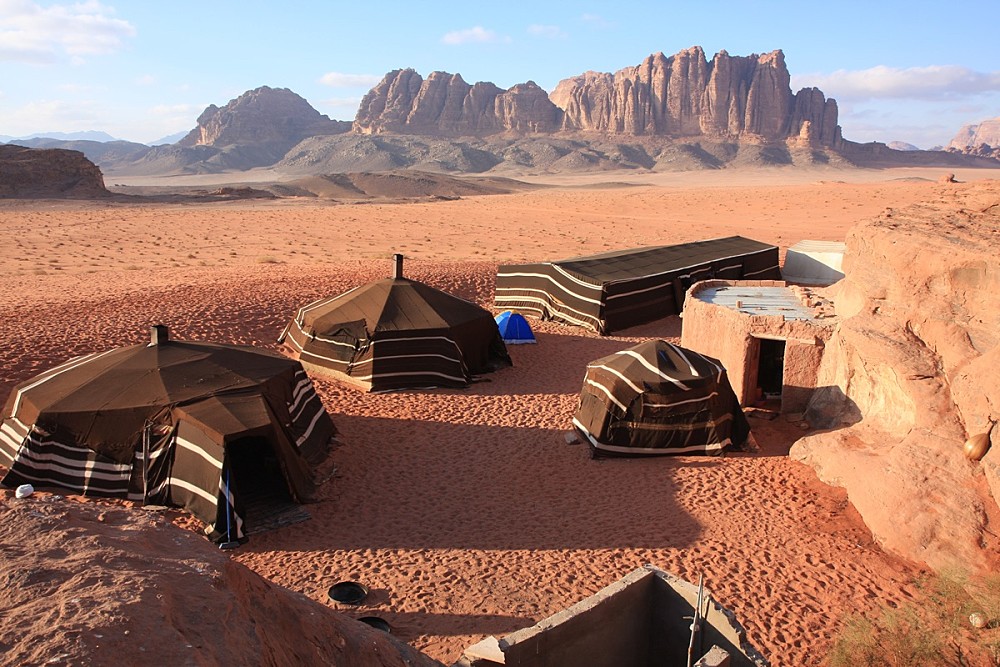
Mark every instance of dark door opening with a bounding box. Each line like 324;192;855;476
227;436;298;533
756;338;786;401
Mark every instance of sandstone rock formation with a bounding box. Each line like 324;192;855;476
179;86;350;158
0;492;442;666
0;144;109;198
354;48;843;147
552;47;840;146
947;117;1000;150
948;143;1000;161
354;70;562;136
791;181;1000;574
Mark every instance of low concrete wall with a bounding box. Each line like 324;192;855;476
457;566;768;667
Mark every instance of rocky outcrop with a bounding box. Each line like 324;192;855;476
948;143;1000;161
0;144;110;198
355;48;840;144
947;117;1000;150
179;86;350;153
0;492;442;667
354;70;561;136
550;47;841;146
791;181;1000;574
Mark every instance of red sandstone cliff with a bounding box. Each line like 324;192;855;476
354;70;562;136
791;181;1000;574
355;47;842;147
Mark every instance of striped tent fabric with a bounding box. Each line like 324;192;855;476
495;236;780;334
573;339;750;457
280;276;512;392
0;328;336;543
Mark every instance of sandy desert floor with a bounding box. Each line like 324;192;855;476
1;166;996;665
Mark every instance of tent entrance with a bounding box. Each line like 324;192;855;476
227;436;310;534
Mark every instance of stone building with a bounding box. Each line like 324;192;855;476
680;279;836;414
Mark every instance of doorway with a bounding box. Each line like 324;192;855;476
226;436;299;533
756;338;786;403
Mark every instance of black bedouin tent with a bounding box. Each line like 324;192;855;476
0;326;335;543
279;255;511;391
495;236;780;334
573;339;750;457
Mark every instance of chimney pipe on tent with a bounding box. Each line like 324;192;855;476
150;324;169;346
393;253;404;279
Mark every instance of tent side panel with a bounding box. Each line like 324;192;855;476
169;421;239;540
495;263;605;333
446;317;512;374
600;244;781;334
0;417;132;496
738;245;782;279
283;318;358;374
364;333;471;390
278;369;335;466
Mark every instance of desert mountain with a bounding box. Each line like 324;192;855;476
354;47;842;147
179;85;350;149
948;117;1000;150
0;144;110;198
27;49;1000;178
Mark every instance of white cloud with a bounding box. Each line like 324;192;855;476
0;0;135;64
318;72;380;88
57;82;106;93
148;103;199;116
793;65;1000;101
580;13;613;29
441;26;510;45
135;73;155;86
0;98;101;134
527;24;567;40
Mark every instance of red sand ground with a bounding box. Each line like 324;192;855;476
2;169;992;665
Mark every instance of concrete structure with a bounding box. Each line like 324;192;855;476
781;240;846;286
680;280;836;414
456;566;768;667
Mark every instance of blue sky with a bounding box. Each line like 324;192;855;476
1;0;998;147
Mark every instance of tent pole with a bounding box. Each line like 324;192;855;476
219;466;240;550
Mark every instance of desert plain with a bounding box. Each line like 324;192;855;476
1;165;996;665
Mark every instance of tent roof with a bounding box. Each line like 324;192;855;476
4;338;300;459
300;277;494;336
586;339;723;396
555;236;777;283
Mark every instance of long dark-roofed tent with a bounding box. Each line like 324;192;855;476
280;255;511;392
495;236;780;334
0;326;335;543
573;339;750;457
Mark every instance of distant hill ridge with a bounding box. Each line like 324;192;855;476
14;47;1000;176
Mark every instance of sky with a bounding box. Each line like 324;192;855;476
1;0;998;148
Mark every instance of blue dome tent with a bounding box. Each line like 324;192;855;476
495;311;536;345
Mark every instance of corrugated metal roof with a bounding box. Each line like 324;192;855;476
696;286;816;321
